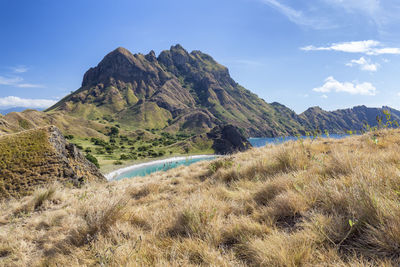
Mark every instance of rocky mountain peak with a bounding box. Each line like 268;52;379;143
145;50;157;62
303;106;323;113
100;46;137;67
82;46;163;87
113;46;134;56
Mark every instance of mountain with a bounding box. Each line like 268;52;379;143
47;45;306;137
0;107;44;115
2;45;396;139
299;105;400;133
0;126;105;199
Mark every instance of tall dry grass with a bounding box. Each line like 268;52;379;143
1;129;400;266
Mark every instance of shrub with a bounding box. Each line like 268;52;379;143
85;154;100;168
120;154;130;160
108;126;119;136
64;135;74;140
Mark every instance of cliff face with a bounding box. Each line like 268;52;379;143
0;126;105;199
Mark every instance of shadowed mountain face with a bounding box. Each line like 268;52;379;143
47;45;307;137
46;45;400;137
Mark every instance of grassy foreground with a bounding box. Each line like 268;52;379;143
1;129;400;266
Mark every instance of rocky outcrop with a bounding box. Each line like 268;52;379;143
0;126;105;199
207;124;252;155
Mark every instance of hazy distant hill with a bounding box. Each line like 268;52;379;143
0;107;43;115
298;105;400;134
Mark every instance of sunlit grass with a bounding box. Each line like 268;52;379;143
1;129;400;265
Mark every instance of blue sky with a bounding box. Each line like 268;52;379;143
1;0;400;113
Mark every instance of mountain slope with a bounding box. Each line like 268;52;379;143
299;105;400;133
0;109;107;138
0;126;105;198
47;45;306;137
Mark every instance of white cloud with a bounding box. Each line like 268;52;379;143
321;94;328;99
260;0;333;29
313;76;377;96
301;40;400;55
346;57;379;72
259;0;400;33
11;66;29;73
0;76;23;86
16;83;44;88
0;96;56;108
0;75;43;88
323;0;380;15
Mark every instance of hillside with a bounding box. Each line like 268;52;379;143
0;126;105;199
1;129;400;265
46;45;307;137
45;45;400;138
0;109;107;138
299;105;400;134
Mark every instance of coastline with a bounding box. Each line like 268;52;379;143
105;154;217;180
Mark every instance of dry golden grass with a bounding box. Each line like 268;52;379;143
1;129;400;266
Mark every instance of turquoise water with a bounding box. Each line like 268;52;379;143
249;134;348;148
109;155;216;181
109;134;348;180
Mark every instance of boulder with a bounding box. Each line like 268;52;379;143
207;124;252;155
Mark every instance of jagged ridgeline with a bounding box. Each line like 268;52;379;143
46;45;307;137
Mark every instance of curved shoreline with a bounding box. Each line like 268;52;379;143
105;155;217;181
